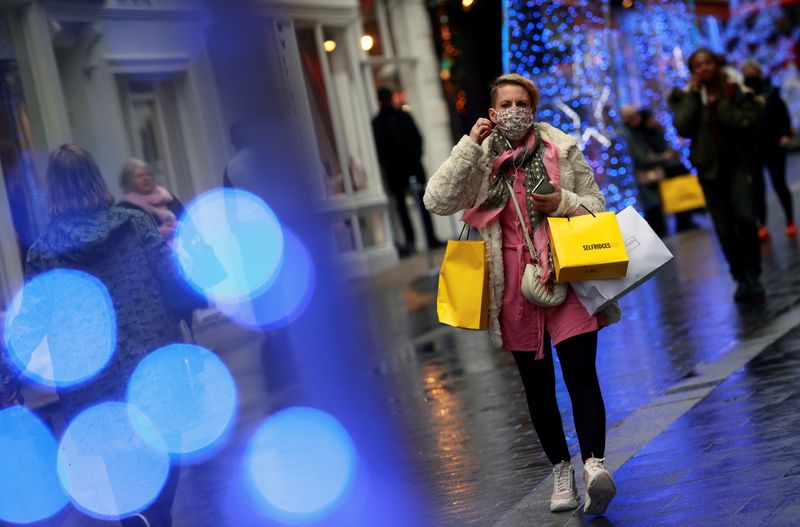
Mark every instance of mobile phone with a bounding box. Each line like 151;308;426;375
532;178;554;195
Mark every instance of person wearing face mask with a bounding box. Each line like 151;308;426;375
424;74;620;516
740;59;796;241
669;49;764;303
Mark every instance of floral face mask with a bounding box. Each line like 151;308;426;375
494;106;534;142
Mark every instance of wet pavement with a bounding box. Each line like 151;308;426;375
11;156;800;527
594;320;800;526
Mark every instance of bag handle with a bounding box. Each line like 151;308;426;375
566;204;597;221
504;177;539;263
457;221;471;241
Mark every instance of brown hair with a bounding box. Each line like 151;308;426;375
490;74;541;111
46;144;114;217
687;48;724;73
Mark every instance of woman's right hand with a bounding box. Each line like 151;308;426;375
689;73;702;93
469;118;493;145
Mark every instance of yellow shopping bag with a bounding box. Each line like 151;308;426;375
659;174;706;214
437;240;489;330
547;212;629;282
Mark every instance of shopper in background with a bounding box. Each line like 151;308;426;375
373;87;444;257
22;144;203;527
741;59;796;241
669;49;764;303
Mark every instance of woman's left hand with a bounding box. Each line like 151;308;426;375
531;180;562;215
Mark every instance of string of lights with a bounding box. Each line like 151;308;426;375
616;0;701;158
503;0;637;211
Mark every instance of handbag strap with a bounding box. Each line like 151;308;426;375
504;177;538;263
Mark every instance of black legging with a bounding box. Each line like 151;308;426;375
512;331;605;464
753;149;794;227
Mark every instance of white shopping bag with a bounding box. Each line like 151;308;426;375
572;206;673;315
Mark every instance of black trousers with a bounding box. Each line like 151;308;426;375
753;149;794;227
390;184;439;249
512;331;605;464
699;166;761;280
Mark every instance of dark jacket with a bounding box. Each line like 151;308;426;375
0;344;22;409
372;106;425;191
669;83;760;181
625;119;688;179
24;206;203;418
751;80;792;154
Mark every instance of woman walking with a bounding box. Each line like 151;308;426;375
740;59;796;241
24;145;204;526
424;74;619;515
669;49;764;302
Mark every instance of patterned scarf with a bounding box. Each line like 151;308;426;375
480;126;548;231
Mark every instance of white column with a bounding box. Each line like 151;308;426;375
0;165;24;307
386;0;459;238
17;2;71;149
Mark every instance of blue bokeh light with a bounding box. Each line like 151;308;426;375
57;402;170;520
216;229;316;330
3;269;116;388
245;407;357;523
0;406;69;523
174;188;284;302
127;344;237;459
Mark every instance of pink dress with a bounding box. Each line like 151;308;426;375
498;168;600;356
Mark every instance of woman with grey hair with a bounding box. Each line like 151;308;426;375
117;159;185;243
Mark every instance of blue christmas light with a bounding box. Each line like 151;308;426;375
0;406;68;523
245;407;357;523
503;0;637;211
3;269;116;388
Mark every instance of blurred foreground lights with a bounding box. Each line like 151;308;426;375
216;228;315;330
4;269;116;388
324;39;336;52
245;407;356;523
57;402;170;520
127;344;237;459
0;406;69;523
175;188;284;303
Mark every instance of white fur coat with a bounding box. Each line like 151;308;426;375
424;122;621;347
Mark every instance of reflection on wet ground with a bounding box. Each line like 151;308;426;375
600;323;800;526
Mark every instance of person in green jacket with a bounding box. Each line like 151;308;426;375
669;48;764;302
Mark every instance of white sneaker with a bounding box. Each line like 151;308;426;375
549;461;579;512
583;457;616;515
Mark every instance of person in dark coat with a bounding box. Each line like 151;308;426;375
669;49;764;303
741;60;796;241
21;145;204;527
372;88;443;256
623;106;701;236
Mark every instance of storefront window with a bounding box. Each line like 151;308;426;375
295;27;346;197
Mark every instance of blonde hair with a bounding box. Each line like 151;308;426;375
46;144;114;218
490;74;541;111
741;59;763;77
